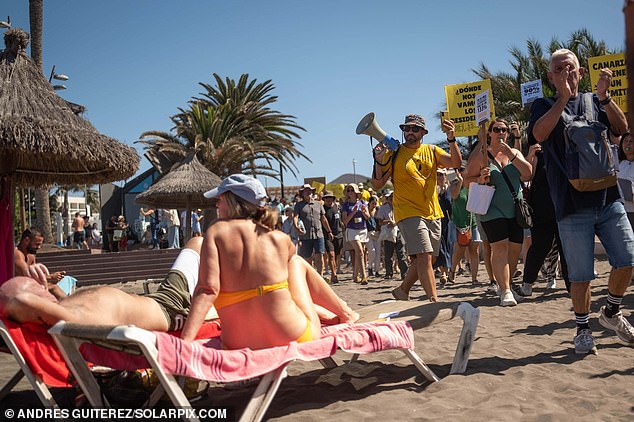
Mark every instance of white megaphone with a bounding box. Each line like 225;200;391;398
355;112;399;151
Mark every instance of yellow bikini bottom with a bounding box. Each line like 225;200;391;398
296;317;313;343
214;280;313;342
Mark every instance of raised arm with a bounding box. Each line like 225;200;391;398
181;227;221;341
449;173;463;200
437;119;463;169
371;145;392;190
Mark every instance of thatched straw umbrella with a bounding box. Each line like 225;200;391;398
0;28;140;283
135;154;222;240
0;29;139;185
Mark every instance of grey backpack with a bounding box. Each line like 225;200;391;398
546;93;617;191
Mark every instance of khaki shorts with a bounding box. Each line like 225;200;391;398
397;216;441;256
146;270;191;331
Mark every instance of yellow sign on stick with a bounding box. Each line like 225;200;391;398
444;79;495;137
588;53;627;112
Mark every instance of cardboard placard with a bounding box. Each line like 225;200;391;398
475;90;490;126
588;53;627;112
444;79;495;137
520;79;543;106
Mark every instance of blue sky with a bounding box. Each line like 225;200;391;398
4;1;621;189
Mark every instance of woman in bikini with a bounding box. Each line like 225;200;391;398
1;174;358;349
180;174;358;349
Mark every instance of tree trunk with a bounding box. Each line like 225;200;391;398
34;188;53;243
29;0;43;71
30;0;53;242
63;189;70;244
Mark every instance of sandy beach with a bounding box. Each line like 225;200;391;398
1;256;633;421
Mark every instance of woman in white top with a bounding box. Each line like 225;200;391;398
617;132;634;228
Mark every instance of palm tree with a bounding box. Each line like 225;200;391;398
139;74;309;179
472;29;616;128
29;0;53;242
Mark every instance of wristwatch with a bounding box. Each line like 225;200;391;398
600;95;612;106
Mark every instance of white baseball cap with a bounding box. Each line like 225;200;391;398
204;174;268;207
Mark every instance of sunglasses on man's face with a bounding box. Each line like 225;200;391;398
346;189;355;192
491;127;508;134
402;126;422;133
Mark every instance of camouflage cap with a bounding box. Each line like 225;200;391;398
399;114;428;134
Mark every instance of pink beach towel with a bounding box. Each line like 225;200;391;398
155;321;414;383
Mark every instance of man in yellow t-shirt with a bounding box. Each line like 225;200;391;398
372;114;462;302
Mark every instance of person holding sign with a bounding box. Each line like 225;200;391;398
372;114;462;302
464;118;532;307
529;48;633;354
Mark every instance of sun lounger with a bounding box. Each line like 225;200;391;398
49;319;435;422
356;300;480;374
0;319;63;408
0;317;222;410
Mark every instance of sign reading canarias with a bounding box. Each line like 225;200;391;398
588;53;627;112
444;79;495;137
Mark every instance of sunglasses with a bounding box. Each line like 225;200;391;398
402;126;423;133
491;127;508;134
346;189;355;192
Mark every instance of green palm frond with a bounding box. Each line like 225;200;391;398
138;73;310;179
471;29;616;126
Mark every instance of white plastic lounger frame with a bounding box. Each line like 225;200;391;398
49;301;480;422
356;301;480;375
0;319;59;408
49;323;440;422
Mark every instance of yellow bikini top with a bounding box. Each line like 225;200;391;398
214;280;289;310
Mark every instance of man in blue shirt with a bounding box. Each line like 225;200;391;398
529;49;634;354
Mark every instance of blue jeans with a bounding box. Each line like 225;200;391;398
557;201;634;282
168;226;180;249
299;238;325;259
150;222;160;248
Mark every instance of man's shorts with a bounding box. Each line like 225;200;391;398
397;216;441;256
325;236;344;256
299;238;326;259
73;231;85;244
146;270;191;331
480;218;523;244
558;201;634;282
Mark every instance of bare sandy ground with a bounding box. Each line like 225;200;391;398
1;256;633;421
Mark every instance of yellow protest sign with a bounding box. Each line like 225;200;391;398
588;53;627;112
444;79;495;137
325;183;345;199
310;180;325;193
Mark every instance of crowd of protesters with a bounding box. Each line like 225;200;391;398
17;48;632;357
